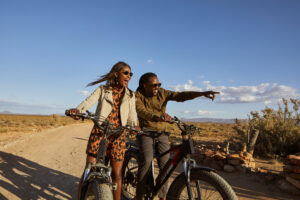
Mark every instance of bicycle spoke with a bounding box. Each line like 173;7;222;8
123;156;138;199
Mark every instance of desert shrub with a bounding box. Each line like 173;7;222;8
234;98;300;158
52;114;61;122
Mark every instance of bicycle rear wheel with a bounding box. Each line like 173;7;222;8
167;169;237;200
122;149;139;200
84;179;113;200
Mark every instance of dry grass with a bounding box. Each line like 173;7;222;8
0;114;236;147
0;114;86;134
190;122;235;138
169;121;236;148
171;121;235;139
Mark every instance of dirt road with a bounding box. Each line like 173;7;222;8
0;124;298;200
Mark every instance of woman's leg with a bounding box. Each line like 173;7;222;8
110;159;124;200
77;155;96;200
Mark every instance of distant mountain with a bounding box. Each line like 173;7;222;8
181;117;237;124
0;110;13;114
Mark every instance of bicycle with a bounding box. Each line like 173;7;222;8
65;110;140;200
121;116;238;200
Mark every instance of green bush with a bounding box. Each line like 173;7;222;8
234;98;300;158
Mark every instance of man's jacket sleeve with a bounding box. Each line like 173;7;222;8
136;96;160;121
164;89;194;102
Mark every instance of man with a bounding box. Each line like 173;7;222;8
135;72;219;200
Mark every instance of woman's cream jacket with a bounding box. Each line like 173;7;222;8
76;85;137;126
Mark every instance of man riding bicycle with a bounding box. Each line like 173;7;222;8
135;72;219;200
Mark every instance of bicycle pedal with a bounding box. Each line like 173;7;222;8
111;183;117;190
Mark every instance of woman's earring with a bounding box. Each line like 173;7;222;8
114;76;118;85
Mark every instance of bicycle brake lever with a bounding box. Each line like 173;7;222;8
65;109;69;116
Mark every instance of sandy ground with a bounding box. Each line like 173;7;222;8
0;124;298;200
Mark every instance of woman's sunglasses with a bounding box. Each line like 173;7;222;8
122;71;133;77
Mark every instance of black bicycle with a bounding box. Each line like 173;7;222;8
65;110;140;200
122;117;238;200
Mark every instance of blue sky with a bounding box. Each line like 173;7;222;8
0;0;299;119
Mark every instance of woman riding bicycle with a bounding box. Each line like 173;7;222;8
68;61;138;200
135;72;219;200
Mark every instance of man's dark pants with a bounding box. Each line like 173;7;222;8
136;133;170;198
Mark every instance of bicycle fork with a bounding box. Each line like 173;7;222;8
183;157;202;200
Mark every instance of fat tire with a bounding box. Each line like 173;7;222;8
122;149;140;200
167;169;237;200
84;179;113;200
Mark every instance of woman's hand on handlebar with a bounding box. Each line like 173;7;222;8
66;108;80;120
130;126;141;135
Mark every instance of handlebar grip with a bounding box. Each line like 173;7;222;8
65;109;70;116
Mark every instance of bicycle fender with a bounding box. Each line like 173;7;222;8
79;182;88;200
193;165;216;172
86;172;111;184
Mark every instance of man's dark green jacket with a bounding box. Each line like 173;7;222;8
135;88;195;133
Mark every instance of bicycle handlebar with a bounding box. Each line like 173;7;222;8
169;116;202;135
65;110;200;136
65;109;142;134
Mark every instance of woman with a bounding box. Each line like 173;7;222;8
68;61;138;200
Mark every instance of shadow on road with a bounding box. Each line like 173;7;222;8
73;137;88;141
0;151;79;200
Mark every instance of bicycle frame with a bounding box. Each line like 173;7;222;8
142;136;189;198
136;128;214;200
80;127;115;200
122;117;237;200
65;110;140;200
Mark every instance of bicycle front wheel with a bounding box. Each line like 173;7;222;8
122;149;139;200
167;169;237;200
84;179;113;200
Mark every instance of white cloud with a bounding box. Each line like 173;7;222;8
202;80;211;86
79;90;90;96
230;80;235;83
168;80;300;104
183;110;192;114
147;59;153;63
264;100;272;105
199;75;205;79
171;80;202;92
197;110;214;115
183;110;213;116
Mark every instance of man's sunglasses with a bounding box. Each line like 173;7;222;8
122;71;133;77
151;83;162;88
